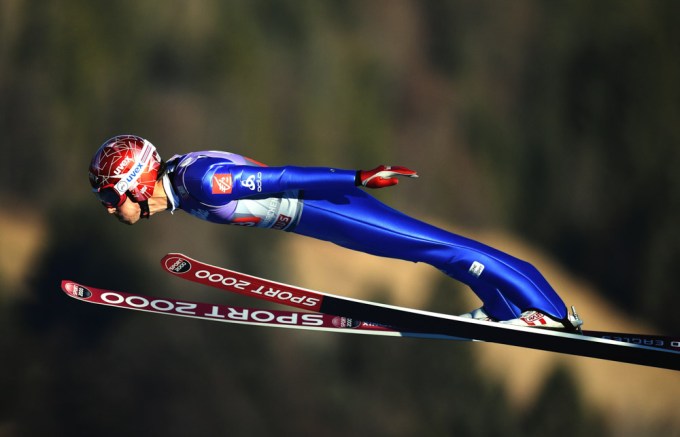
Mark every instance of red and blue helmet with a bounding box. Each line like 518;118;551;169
88;135;162;208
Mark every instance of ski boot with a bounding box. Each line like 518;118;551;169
501;306;583;332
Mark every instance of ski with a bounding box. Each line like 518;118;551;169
60;280;467;340
161;253;680;370
60;280;677;354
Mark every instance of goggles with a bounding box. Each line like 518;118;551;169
94;184;127;208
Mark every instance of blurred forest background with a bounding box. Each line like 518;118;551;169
1;0;679;436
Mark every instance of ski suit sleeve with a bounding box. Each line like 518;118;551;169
189;162;358;205
230;165;357;198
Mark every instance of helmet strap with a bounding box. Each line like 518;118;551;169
139;200;151;219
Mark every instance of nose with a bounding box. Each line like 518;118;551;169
107;207;117;214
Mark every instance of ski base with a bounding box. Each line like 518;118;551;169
158;253;680;371
61;280;468;340
58;253;680;371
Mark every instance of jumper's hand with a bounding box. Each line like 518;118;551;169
358;165;418;189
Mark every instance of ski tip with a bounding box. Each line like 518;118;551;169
161;254;194;275
60;280;93;300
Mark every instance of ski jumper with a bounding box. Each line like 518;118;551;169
165;151;568;321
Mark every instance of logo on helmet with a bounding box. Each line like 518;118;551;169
115;181;129;193
113;156;133;176
125;162;145;183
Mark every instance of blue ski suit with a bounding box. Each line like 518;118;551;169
164;151;568;321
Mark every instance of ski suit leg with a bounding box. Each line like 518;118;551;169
293;188;568;321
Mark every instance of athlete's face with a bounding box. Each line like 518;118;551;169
107;197;141;225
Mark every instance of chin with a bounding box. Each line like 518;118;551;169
114;213;138;225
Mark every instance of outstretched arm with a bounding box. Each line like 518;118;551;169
222;164;418;199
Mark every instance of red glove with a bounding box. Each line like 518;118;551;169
357;165;418;189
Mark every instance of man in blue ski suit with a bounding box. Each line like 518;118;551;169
89;135;581;330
